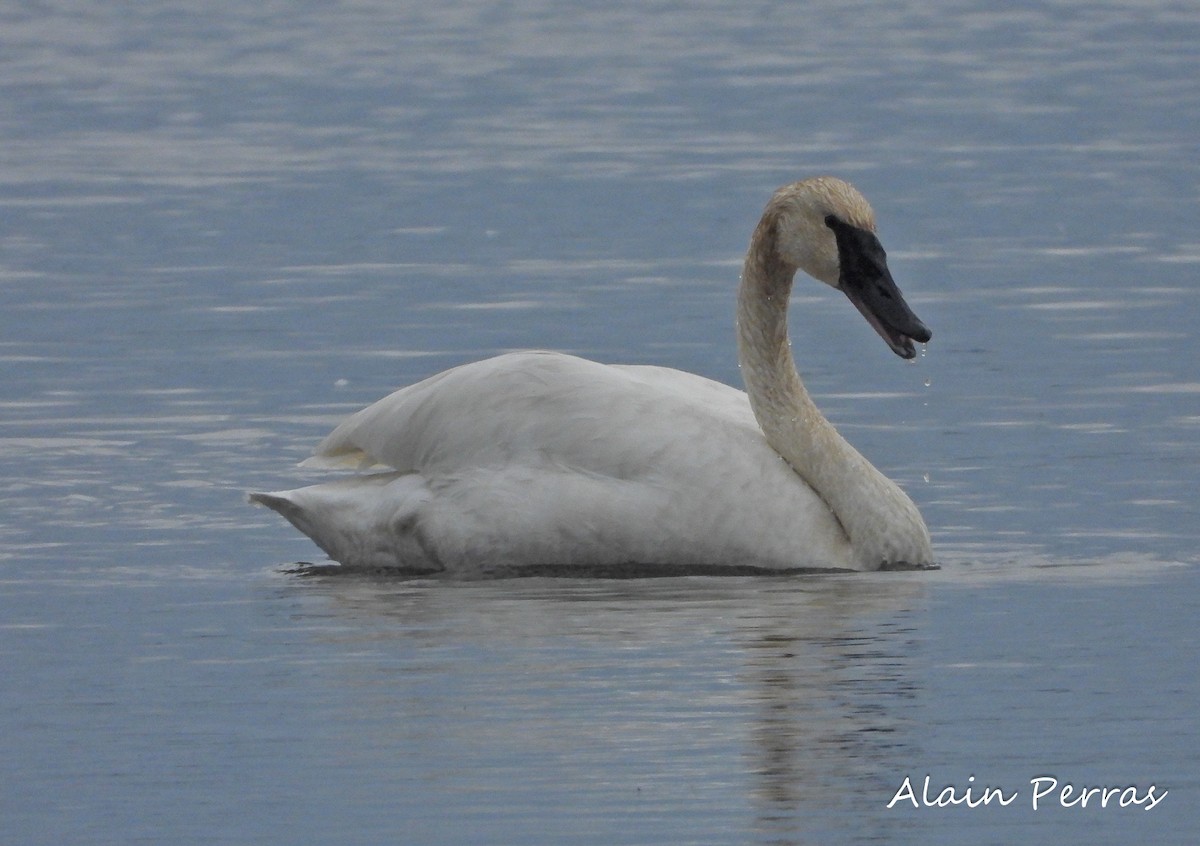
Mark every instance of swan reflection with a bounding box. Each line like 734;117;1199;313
280;574;927;842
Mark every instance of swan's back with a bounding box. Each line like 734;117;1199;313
311;351;760;477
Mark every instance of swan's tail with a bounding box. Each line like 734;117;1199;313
248;472;439;571
247;491;301;520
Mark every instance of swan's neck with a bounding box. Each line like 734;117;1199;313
736;219;931;569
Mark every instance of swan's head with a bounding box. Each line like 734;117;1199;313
766;177;932;359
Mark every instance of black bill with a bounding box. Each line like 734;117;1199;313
825;214;932;359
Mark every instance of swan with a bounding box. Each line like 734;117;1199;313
250;177;934;574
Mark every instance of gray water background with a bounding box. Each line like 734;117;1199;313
1;1;1198;843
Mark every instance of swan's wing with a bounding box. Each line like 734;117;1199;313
306;351;762;478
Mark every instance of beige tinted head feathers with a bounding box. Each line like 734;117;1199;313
751;177;930;359
765;177;878;287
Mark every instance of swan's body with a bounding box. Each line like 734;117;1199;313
252;177;934;574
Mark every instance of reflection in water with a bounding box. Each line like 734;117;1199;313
286;573;927;843
734;581;923;844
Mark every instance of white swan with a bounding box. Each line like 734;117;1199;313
251;177;934;574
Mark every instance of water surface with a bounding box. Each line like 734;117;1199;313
2;1;1198;843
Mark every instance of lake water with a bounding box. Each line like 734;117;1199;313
2;0;1198;843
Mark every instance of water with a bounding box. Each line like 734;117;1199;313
2;1;1198;843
